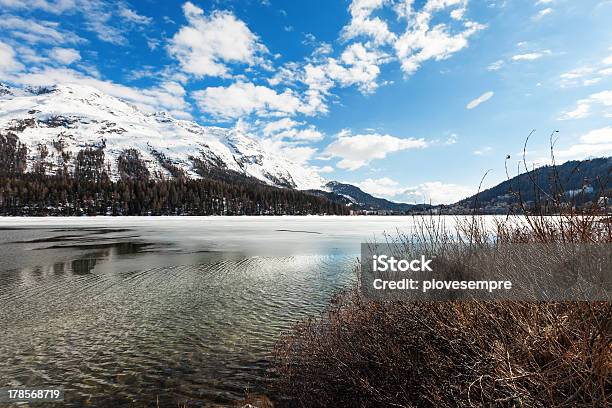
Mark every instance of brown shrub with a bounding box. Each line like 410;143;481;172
272;216;612;407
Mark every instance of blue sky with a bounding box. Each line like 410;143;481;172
1;0;611;203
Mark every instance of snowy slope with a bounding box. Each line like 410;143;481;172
0;83;325;189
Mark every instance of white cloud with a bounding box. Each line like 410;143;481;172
275;126;324;141
512;51;550;61
532;7;553;20
445;133;458;144
473;146;493;155
559;66;596;86
0;1;160;45
339;0;484;78
168;2;267;77
263;117;302;136
325;43;388;93
281;42;390;117
356;177;475;204
118;7;152;25
599;67;612;76
0;0;77;13
535;0;554;4
317;165;335;173
393;0;485;76
0;15;84;45
487;59;504;71
356;177;402;197
76;1;129;45
559;102;591;120
466;91;494;109
261;118;324;142
322;131;428;170
583;78;602;86
261;138;318;166
555;142;612;160
192;81;303;119
341;0;396;45
49;47;81;65
267;62;301;87
401;181;475;204
579;127;612;144
545;127;612;162
0;40;24;74
559;90;612;120
559;56;612;88
300;63;335;115
395;19;485;76
266;1;484;120
16;45;49;64
590;90;612;106
78;0;155;45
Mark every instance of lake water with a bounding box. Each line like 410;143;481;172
0;216;469;407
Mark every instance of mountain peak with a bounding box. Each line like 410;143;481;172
0;83;325;189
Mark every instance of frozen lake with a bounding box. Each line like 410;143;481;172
0;216;476;407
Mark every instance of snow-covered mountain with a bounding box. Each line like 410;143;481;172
0;83;325;189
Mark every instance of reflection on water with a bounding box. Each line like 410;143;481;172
0;220;361;407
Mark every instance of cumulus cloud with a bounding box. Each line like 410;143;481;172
240;0;484;122
341;0;396;45
322;130;428;170
325;42;389;93
192;81;303;119
393;0;485;75
168;2;267;77
328;0;484;103
466;91;494;109
356;177;403;197
49;47;81;64
283;42;391;116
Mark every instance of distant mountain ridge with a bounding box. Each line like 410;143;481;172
455;157;612;210
323;181;430;212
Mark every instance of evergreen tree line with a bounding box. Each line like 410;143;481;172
0;135;349;216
